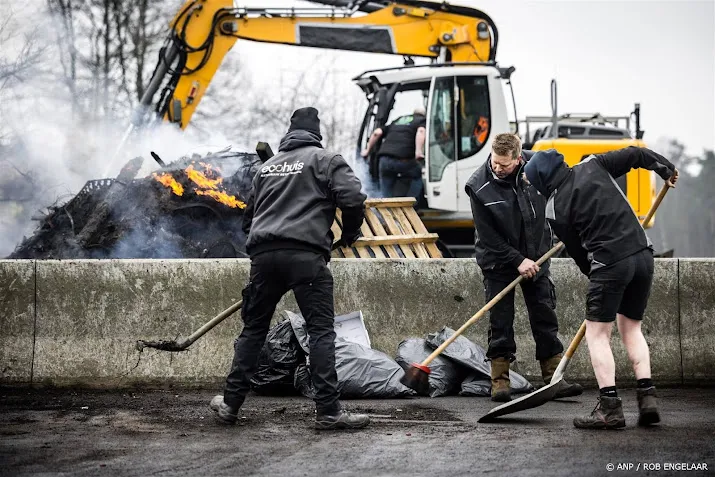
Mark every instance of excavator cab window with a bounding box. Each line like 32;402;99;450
457;76;490;159
428;76;456;183
428;75;491;182
386;86;429;124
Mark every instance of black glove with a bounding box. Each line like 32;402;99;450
333;231;362;249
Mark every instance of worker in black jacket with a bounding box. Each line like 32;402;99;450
524;146;677;430
465;133;582;402
210;107;370;430
361;107;427;200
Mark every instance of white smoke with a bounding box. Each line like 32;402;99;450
0;4;249;257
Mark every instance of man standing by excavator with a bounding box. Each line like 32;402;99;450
465;133;583;402
524;147;677;429
360;107;427;200
210;107;370;430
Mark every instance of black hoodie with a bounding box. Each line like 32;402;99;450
524;147;675;275
243;130;366;258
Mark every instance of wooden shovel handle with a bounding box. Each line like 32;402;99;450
184;299;243;346
641;180;673;228
420;241;565;367
564;320;587;359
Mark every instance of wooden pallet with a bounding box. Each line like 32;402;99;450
331;198;442;259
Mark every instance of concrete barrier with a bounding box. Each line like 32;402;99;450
0;261;35;383
0;258;710;387
678;259;715;384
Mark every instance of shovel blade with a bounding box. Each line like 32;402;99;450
478;378;567;422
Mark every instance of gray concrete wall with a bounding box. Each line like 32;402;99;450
0;258;710;387
0;261;35;383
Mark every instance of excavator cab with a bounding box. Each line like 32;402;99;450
354;63;511;212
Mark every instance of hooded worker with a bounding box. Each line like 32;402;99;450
210;107;370;430
524;146;677;430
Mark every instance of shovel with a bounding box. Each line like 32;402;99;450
479;321;586;422
401;241;565;394
478;178;675;422
136;299;243;352
134;240;348;352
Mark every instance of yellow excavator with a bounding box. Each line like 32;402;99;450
129;0;657;257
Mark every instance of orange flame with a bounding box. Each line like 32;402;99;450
152;172;184;196
186;164;222;190
196;189;246;209
152;162;245;209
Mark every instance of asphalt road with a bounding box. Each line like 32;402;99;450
1;387;714;477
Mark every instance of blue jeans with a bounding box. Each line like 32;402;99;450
378;156;423;200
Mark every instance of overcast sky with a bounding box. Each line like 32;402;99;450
228;0;714;155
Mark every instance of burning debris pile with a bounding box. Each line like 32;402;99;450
8;150;261;259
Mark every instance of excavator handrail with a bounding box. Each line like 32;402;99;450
351;61;499;81
231;7;358;18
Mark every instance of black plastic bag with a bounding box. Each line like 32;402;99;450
249;319;304;395
294;339;416;399
395;338;466;397
426;327;534;395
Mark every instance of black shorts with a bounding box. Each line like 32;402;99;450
586;249;654;323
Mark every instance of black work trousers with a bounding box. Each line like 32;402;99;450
483;270;564;362
223;249;340;415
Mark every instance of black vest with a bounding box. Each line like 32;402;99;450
377;116;426;159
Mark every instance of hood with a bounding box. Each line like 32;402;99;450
278;130;323;152
524;149;571;196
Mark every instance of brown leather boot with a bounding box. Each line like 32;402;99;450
490;357;511;402
573;396;626;429
540;353;583;398
637;387;660;426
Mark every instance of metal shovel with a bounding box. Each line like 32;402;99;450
479;321;586;422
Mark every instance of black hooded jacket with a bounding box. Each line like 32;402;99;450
243;130;366;258
525;147;675;276
465;150;553;275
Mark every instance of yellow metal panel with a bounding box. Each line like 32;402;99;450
230;4;491;61
166;0;238;128
531;138;656;226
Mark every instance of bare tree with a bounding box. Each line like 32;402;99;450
194;51;364;156
0;6;49;141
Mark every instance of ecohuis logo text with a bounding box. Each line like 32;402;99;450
260;161;305;176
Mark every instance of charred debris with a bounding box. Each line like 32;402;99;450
9;149;262;259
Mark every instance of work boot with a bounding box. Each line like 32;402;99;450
540;353;583;398
637;387;661;426
209;395;240;424
490;357;511;402
573;396;626;430
315;409;370;430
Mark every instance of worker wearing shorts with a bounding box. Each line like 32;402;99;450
524;146;677;430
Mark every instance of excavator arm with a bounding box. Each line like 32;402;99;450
133;0;498;130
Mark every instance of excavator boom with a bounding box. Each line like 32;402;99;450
134;0;497;130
